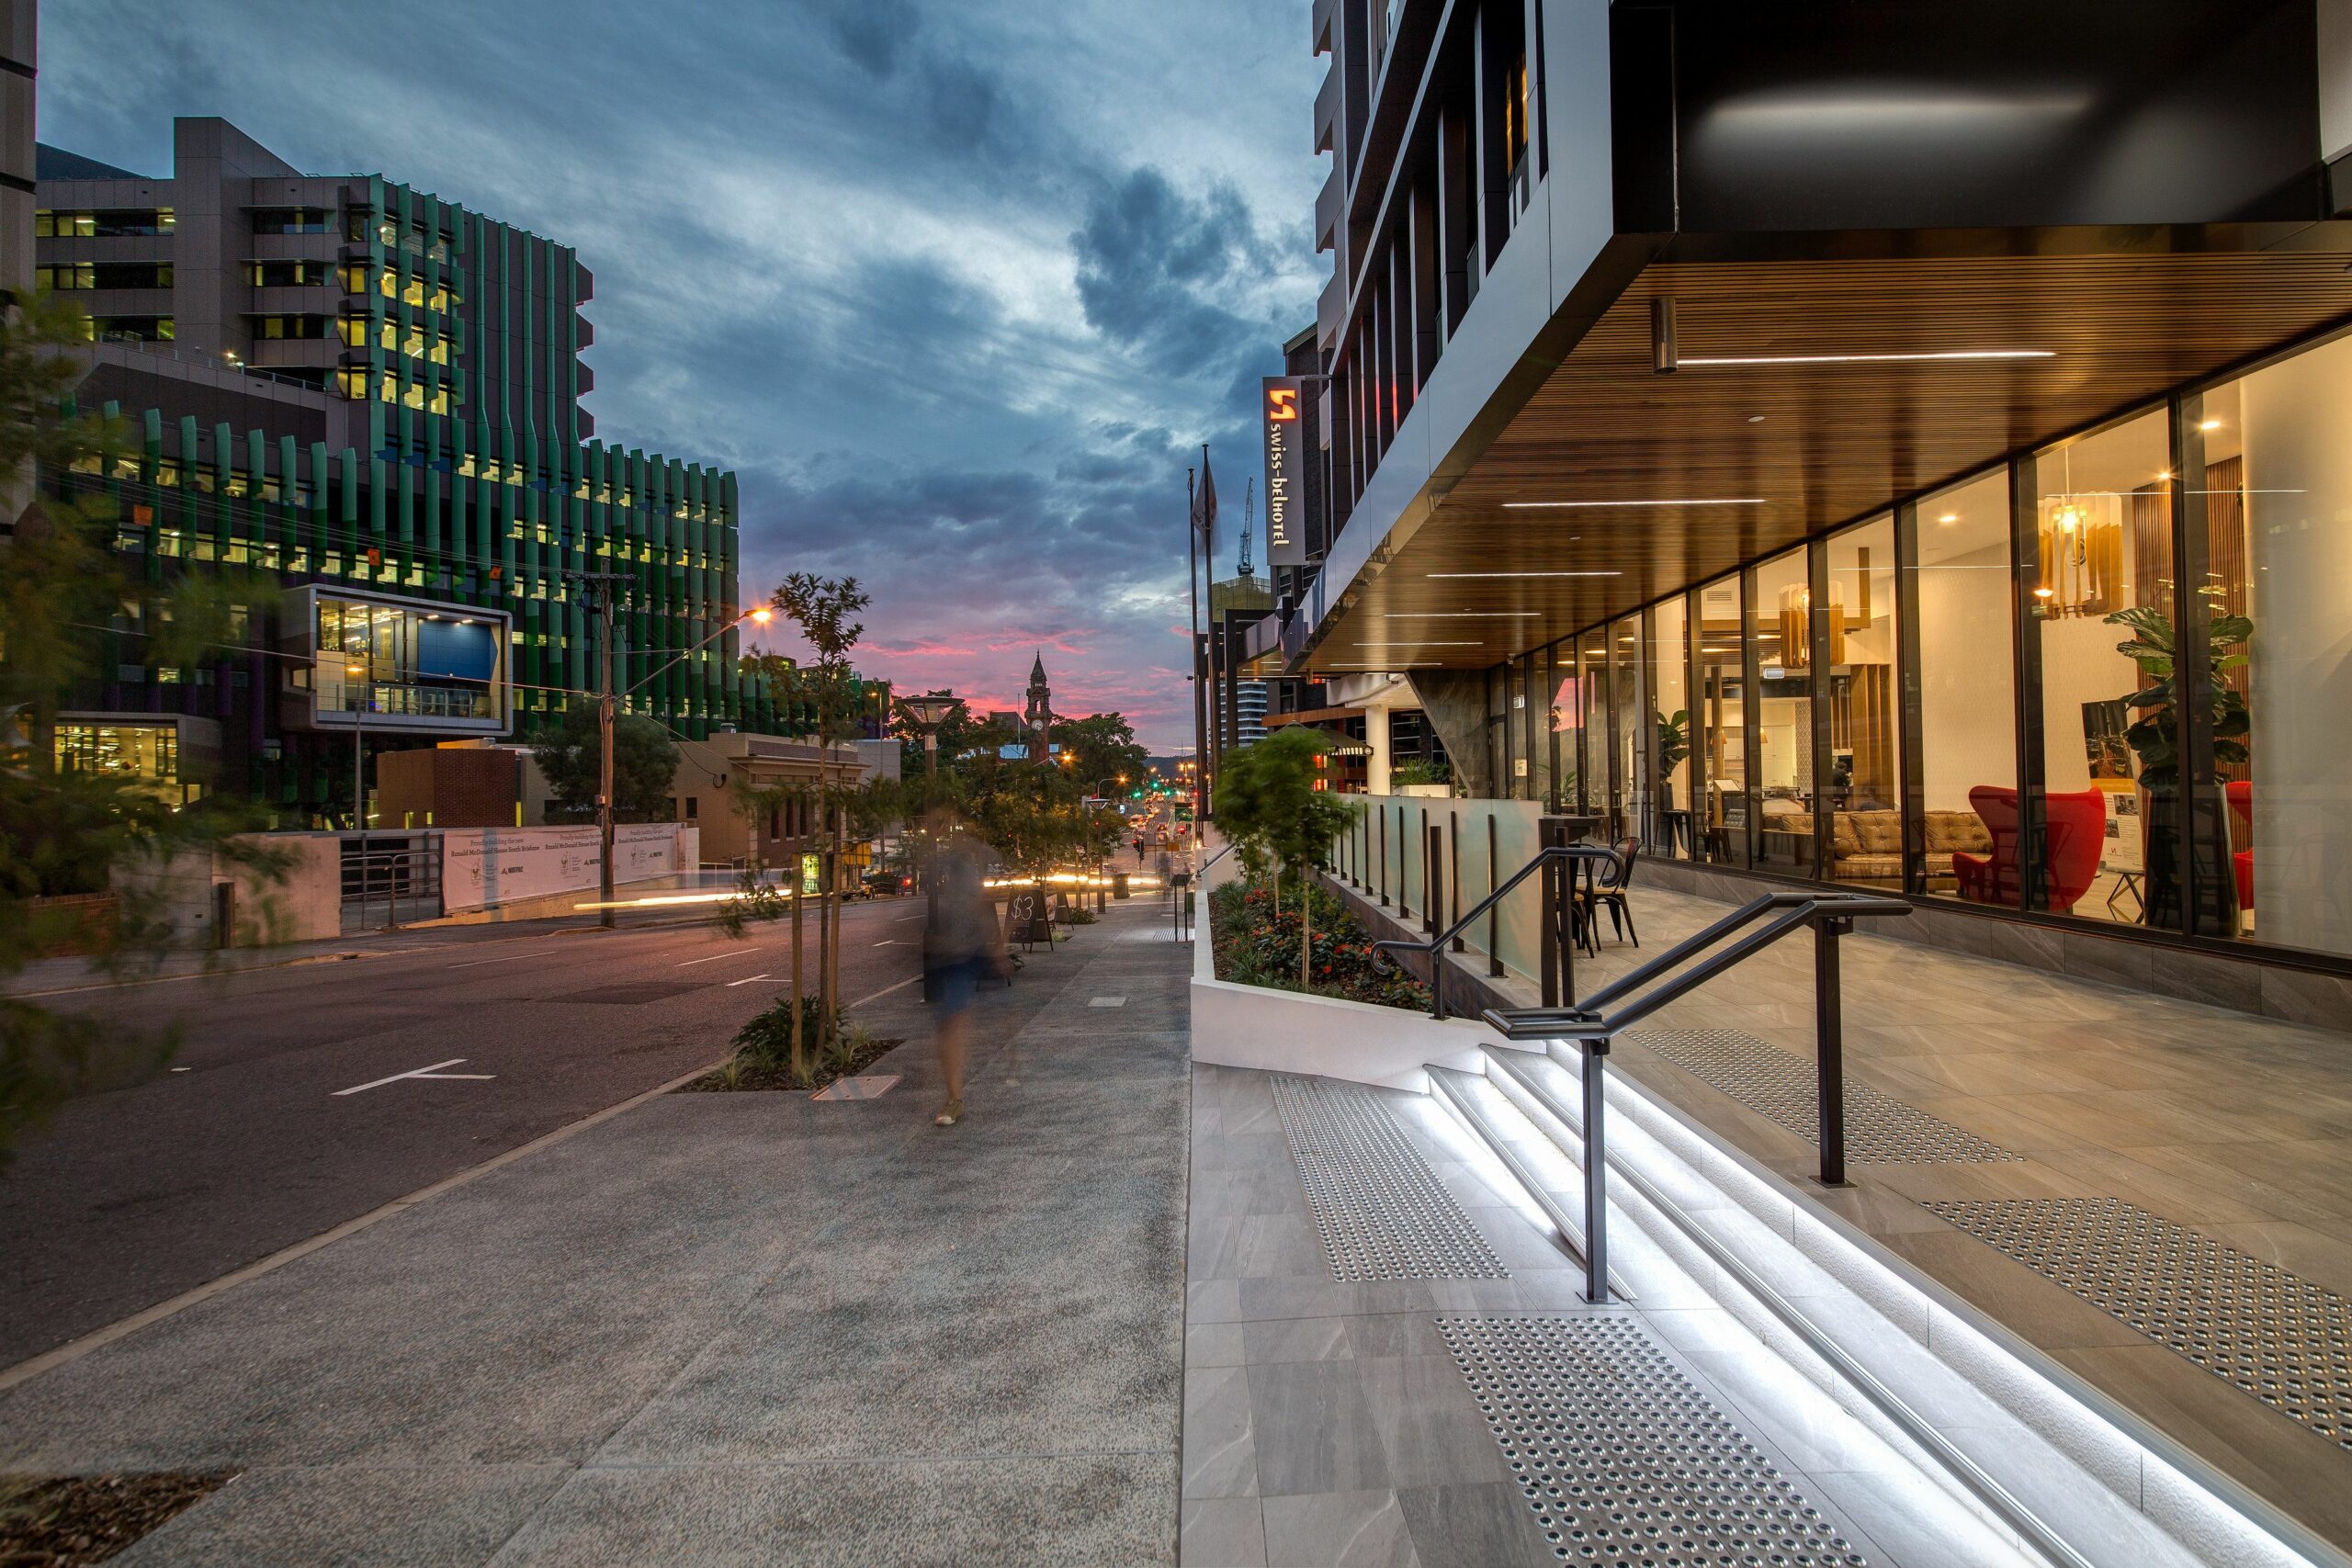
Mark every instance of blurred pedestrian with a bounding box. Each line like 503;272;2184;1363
922;815;1008;1127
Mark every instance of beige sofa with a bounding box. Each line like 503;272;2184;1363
1776;808;1992;886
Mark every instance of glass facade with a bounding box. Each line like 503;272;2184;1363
1694;575;1747;866
1649;595;1691;859
54;722;189;803
1482;325;2352;967
314;592;508;728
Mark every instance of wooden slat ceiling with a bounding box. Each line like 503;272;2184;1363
1306;249;2352;671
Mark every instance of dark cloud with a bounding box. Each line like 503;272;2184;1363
827;0;918;80
1074;169;1272;381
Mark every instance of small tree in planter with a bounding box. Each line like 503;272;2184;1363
1656;709;1690;811
2105;603;2251;929
1214;729;1361;989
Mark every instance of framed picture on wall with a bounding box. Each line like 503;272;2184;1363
2082;698;2135;783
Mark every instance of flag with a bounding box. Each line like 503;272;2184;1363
1192;448;1217;556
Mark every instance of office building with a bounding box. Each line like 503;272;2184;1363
1261;0;2352;987
35;118;770;824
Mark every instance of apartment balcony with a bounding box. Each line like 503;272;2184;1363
1314;164;1340;254
1311;0;1334;54
1313;60;1340;155
1317;266;1344;354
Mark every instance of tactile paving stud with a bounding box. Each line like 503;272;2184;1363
1439;1314;1870;1566
1270;1077;1510;1281
1629;1027;2020;1163
1928;1196;2352;1449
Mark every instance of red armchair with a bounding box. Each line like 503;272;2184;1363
2227;780;2254;912
1951;786;2107;913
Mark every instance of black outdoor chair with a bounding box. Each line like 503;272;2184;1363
1577;836;1643;948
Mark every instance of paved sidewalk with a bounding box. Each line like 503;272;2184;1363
0;899;1190;1565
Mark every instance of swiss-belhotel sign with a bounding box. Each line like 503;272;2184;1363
1261;377;1306;568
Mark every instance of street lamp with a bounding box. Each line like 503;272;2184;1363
591;604;772;929
899;689;959;779
345;660;368;830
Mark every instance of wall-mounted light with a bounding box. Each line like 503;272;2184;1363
1502;498;1763;510
1678;349;2053;367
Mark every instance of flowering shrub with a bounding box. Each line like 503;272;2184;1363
1208;881;1430;1010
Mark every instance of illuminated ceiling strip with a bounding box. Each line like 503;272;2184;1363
1381;611;1541;618
1355;640;1483;648
1501;498;1764;509
1678;349;2053;366
1425;570;1622;579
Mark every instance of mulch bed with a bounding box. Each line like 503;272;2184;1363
1;1472;233;1565
674;1036;905;1093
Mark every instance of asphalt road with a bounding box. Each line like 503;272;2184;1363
0;897;930;1368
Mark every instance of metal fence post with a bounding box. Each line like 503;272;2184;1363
1815;915;1849;1187
1448;811;1464;953
1582;1036;1611;1303
1422;823;1441;935
1485;815;1502;977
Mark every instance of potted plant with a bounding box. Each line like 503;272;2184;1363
2105;603;2250;930
1655;709;1690;811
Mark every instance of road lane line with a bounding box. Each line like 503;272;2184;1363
333;1058;497;1096
0;1050;733;1395
674;947;766;967
446;949;568;969
724;973;774;987
849;975;921;1007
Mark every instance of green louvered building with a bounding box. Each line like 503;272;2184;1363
36;117;772;823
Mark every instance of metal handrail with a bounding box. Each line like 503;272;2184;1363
1477;889;1913;1303
1371;842;1617;1020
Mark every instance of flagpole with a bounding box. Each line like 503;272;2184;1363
1199;443;1221;820
1187;465;1207;830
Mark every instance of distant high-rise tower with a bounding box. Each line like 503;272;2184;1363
1023;652;1054;755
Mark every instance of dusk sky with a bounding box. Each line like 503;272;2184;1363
37;1;1325;748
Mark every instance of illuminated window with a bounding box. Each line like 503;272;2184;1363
251;209;329;235
37;264;95;290
250;259;333;287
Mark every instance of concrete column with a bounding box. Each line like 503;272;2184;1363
1366;703;1392;795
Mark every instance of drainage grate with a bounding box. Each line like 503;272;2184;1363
1627;1028;2019;1163
1926;1197;2352;1449
1269;1077;1509;1281
1439;1315;1868;1566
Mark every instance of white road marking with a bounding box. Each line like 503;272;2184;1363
873;940;906;947
675;947;766;967
446;949;566;969
725;973;775;987
895;915;922;922
849;976;921;1007
333;1058;498;1096
1090;996;1127;1008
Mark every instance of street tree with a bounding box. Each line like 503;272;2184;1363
1213;727;1358;989
1046;712;1148;793
531;705;680;823
2;294;288;1168
746;573;870;1059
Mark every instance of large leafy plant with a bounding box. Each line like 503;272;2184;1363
1656;709;1690;776
2104;604;2250;789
